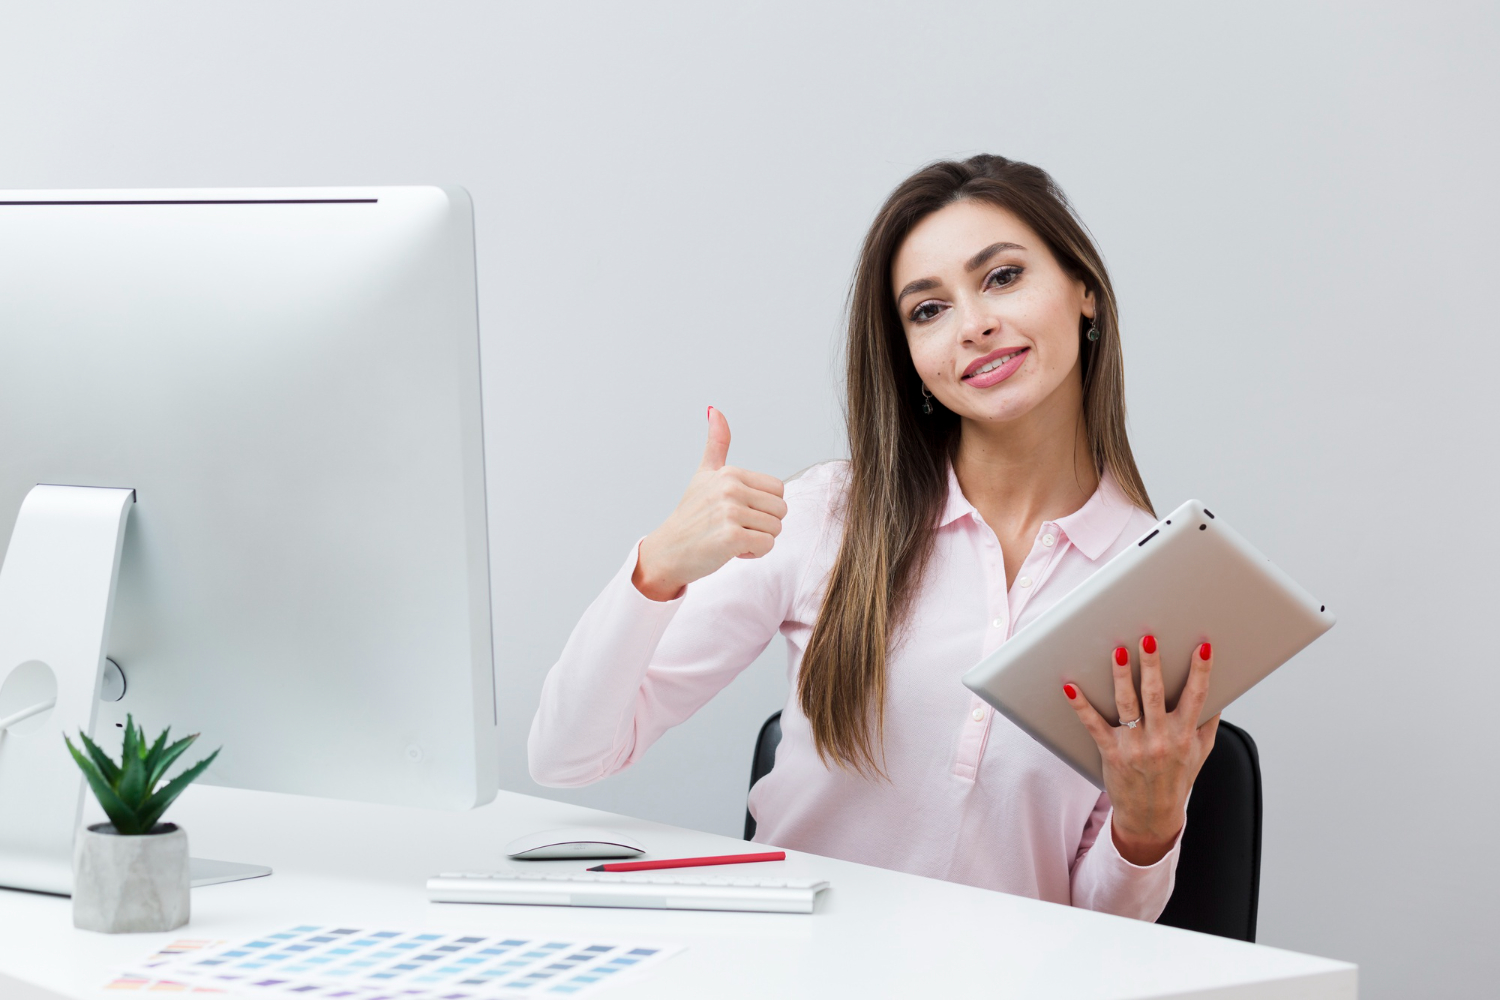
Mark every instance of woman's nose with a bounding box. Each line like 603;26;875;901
955;302;998;344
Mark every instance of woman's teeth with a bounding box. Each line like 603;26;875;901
969;349;1026;377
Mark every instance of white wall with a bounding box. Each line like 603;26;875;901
4;2;1496;995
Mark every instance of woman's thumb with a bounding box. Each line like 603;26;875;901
699;406;731;471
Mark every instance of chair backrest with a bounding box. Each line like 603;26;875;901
1154;719;1262;942
743;711;782;840
743;710;1261;941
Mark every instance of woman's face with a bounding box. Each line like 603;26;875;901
892;199;1094;427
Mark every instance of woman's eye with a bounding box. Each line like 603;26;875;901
985;265;1023;289
910;301;945;323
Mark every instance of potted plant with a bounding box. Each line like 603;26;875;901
64;716;219;933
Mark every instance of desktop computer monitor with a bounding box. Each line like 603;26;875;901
0;187;497;893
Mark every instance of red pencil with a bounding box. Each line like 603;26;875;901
585;851;786;873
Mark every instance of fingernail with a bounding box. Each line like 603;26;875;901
1113;647;1128;667
1063;683;1078;700
707;406;713;421
1142;634;1157;655
1199;642;1212;660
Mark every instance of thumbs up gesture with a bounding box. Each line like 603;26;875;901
633;407;788;602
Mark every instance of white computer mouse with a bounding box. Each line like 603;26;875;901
504;827;647;860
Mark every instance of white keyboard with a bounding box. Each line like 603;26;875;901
427;869;830;914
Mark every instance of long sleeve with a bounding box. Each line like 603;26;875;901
527;474;826;787
1068;791;1185;921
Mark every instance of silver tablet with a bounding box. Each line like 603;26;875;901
961;500;1335;787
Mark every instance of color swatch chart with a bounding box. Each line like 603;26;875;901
111;924;683;998
106;937;228;993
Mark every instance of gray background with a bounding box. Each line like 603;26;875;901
3;2;1495;996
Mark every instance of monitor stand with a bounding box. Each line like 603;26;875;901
191;858;272;887
0;485;270;894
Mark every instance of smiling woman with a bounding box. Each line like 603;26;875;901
530;155;1220;922
805;157;1154;776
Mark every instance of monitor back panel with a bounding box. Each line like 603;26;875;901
0;187;497;809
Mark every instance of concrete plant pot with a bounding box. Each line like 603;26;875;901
72;822;189;933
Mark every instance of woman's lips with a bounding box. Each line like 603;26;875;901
962;347;1030;388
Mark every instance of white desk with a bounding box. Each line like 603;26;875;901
0;784;1355;999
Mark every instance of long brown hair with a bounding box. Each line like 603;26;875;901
797;154;1152;775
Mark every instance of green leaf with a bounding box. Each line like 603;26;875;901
120;715;140;764
116;734;150;809
65;735;146;834
142;726;171;781
63;735;105;786
75;731;121;786
136;747;219;831
146;733;200;791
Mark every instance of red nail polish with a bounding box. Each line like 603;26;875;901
1199;642;1212;660
707;406;713;420
1142;634;1157;655
1063;683;1078;700
1113;647;1128;667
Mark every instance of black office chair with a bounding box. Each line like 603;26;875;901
743;711;783;842
1155;720;1262;942
743;710;1261;942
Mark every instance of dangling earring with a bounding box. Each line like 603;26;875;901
1086;321;1100;342
921;385;934;415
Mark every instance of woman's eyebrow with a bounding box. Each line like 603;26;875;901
965;241;1026;272
896;277;942;304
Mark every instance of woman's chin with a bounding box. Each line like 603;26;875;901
958;396;1041;427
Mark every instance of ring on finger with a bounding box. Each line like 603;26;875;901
1119;716;1141;729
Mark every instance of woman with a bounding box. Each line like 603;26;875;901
529;155;1220;921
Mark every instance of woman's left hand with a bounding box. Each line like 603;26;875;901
1064;636;1220;866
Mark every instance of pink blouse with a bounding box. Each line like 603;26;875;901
528;460;1183;921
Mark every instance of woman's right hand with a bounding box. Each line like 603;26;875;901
632;407;787;602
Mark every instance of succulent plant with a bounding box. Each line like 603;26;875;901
64;715;220;836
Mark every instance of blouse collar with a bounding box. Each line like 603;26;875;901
937;461;1142;561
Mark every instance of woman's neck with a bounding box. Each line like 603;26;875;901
953;379;1098;584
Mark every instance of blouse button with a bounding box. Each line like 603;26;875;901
992;617;1004;628
1042;533;1055;547
971;708;984;722
1018;576;1033;589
